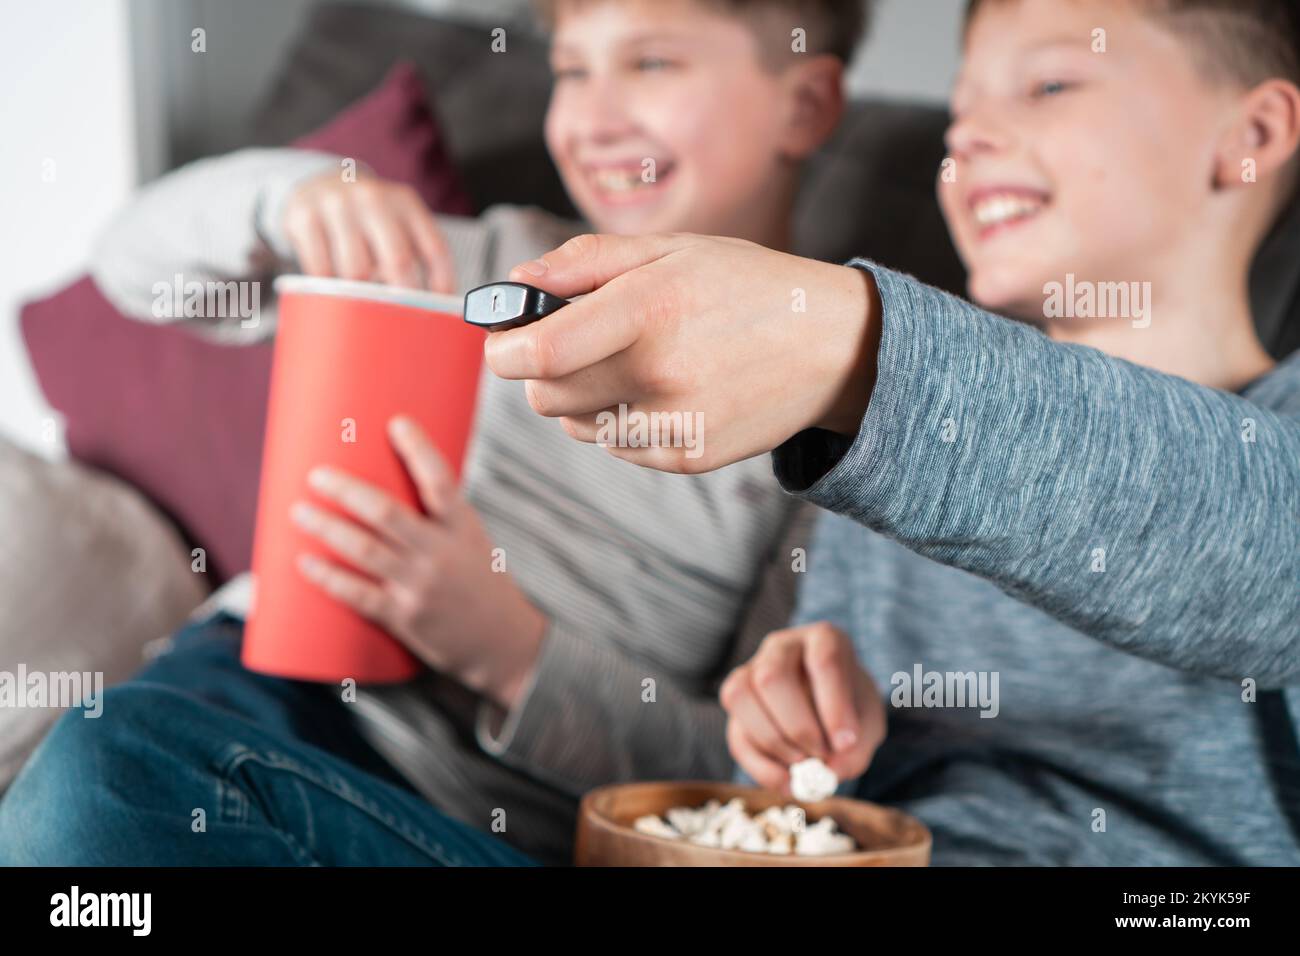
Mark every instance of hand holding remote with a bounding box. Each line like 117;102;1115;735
480;234;882;474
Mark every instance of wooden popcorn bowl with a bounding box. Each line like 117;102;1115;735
575;781;931;867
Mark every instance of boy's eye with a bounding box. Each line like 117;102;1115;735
1030;79;1073;99
636;56;674;72
552;66;587;82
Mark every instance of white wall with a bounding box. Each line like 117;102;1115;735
0;0;141;455
849;0;966;103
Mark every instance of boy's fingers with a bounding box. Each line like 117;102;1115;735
318;200;375;281
507;232;686;297
803;624;862;753
297;553;391;624
826;681;884;781
290;501;405;581
726;721;790;793
559;404;694;449
306;466;427;552
483;284;645;381
487;233;698;381
359;206;421;289
558;412;607;443
523;360;632;420
401;203;456;294
751;639;831;758
719;669;807;766
286;208;334;277
387;416;455;519
603;441;701;476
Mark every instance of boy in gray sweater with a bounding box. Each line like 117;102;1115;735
483;0;1300;864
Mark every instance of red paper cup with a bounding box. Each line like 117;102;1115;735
242;276;484;683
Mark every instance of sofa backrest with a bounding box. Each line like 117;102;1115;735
250;1;1300;358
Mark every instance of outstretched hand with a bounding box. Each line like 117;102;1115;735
483;234;882;474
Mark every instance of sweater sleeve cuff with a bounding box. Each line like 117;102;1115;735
475;619;616;792
771;259;953;519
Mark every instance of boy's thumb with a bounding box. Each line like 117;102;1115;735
508;232;684;297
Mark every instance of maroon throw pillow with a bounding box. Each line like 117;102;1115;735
296;61;472;216
20;62;473;584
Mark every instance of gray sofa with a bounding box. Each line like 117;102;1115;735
4;1;1298;793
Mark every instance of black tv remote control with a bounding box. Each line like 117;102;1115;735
463;282;570;332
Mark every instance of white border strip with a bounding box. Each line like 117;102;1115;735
273;275;464;315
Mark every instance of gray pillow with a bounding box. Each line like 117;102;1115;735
249;2;574;218
0;440;209;791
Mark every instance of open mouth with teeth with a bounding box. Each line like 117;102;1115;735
584;160;676;205
970;189;1050;238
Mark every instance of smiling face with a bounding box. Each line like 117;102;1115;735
545;0;816;239
939;0;1241;318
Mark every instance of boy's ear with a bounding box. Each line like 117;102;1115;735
1214;78;1300;192
778;54;845;160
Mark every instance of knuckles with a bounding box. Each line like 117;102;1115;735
669;449;716;476
338;260;371;282
609;444;715;477
385;589;422;633
630;353;688;399
749;659;786;694
559;232;601;265
283;203;316;234
317;189;349;217
369;497;400;529
524;379;559;418
353;535;384;567
718;668;748;711
385;247;416;274
382;181;417;205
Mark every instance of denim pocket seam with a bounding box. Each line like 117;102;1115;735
213;745;318;865
213;742;465;866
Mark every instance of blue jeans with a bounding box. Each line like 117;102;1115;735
0;613;536;866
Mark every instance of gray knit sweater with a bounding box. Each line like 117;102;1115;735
768;261;1300;865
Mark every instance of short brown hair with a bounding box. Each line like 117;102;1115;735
534;0;872;65
965;0;1300;89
